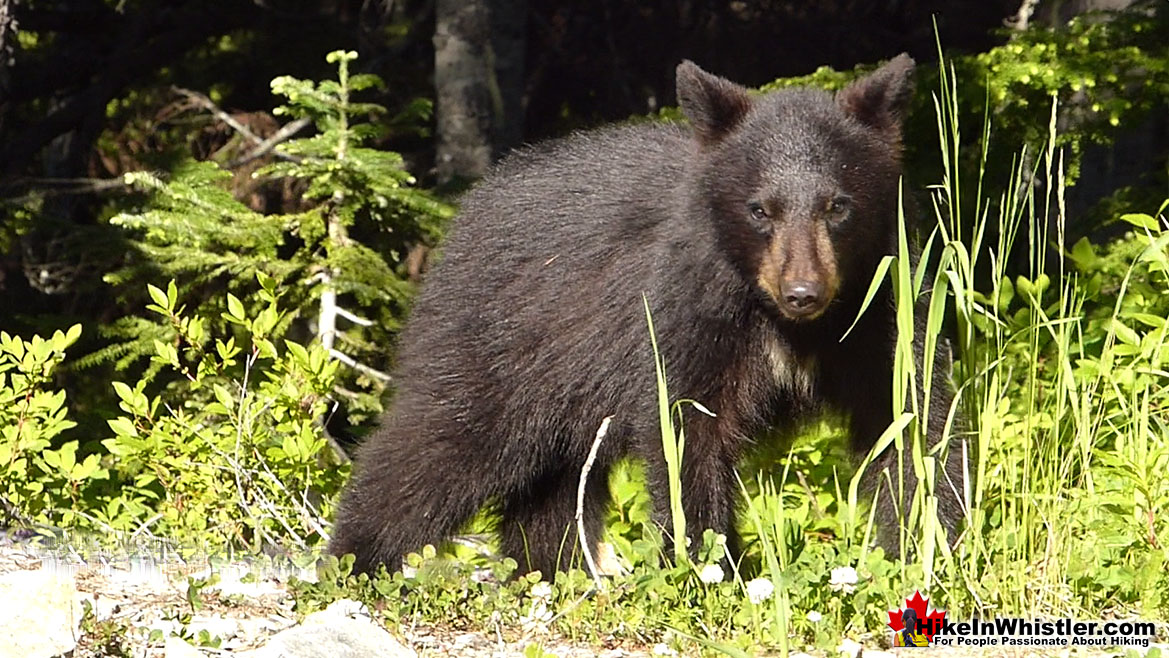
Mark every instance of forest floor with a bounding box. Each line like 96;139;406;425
0;541;1147;658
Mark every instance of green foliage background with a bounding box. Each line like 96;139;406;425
1;2;1169;654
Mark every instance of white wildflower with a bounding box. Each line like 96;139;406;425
807;610;823;623
828;565;858;593
530;581;553;601
837;638;863;658
745;577;775;604
652;643;678;656
698;563;725;584
519;580;555;632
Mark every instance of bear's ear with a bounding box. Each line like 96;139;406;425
677;60;752;145
836;53;915;140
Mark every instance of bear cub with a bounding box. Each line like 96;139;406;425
330;54;966;577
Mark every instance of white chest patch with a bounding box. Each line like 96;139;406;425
763;334;817;398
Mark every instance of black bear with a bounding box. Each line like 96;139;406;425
330;54;966;577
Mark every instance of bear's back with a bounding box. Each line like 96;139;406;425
408;122;696;345
441;121;691;278
386;121;706;452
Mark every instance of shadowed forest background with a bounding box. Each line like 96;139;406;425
2;1;1169;653
2;0;1165;442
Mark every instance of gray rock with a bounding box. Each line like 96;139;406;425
239;608;416;658
0;569;82;658
317;598;372;621
219;614;297;651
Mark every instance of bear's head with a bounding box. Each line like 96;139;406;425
677;55;915;322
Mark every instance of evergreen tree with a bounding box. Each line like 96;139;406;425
84;51;452;425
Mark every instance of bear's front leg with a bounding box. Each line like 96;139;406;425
834;303;967;554
499;464;611;579
643;410;743;571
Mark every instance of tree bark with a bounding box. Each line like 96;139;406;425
434;0;526;186
1031;0;1166;228
0;0;14;121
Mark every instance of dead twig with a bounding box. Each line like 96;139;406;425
328;348;393;383
172;85;263;144
575;415;612;592
172;85;308;168
227;117;311;168
0;176;129;205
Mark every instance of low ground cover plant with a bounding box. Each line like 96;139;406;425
3;46;1167;655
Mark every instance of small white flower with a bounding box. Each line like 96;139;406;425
828;565;858;593
324;598;371;620
807;610;823;623
530;581;553;601
519;602;553;631
698;563;725;584
520;583;554;631
745;577;775;604
520;581;555;631
837;638;862;658
652;643;678;656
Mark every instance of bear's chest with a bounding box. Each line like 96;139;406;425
762;332;818;400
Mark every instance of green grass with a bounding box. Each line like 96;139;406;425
10;48;1168;657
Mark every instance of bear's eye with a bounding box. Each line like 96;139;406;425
747;202;768;222
827;195;852;217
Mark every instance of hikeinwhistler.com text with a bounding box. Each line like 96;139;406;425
922;618;1158;648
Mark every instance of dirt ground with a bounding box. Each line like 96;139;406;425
0;541;1156;658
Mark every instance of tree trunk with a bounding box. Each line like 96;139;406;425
434;0;527;186
1032;0;1166;229
0;0;14;116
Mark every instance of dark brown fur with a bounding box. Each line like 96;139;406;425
329;55;966;577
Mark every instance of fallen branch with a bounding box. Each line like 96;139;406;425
328;348;393;383
172;86;263;144
0;176;129;204
172;85;308;168
575;415;612;592
227;117;311;168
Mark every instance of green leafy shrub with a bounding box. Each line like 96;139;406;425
0;325;85;524
3;277;348;550
760;2;1168;236
972;3;1169;183
970;204;1169;616
95;276;349;548
86;50;453;425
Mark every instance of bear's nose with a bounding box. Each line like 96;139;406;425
782;281;825;312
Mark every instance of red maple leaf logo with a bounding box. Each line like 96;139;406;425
887;590;947;641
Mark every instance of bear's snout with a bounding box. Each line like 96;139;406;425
779;279;827;318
